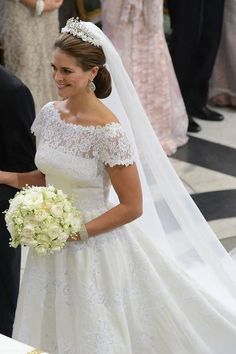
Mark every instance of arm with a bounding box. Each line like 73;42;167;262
20;0;63;12
74;163;142;240
0;170;45;189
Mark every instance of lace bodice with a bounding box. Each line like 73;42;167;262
32;102;134;214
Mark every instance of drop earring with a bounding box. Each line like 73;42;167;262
88;80;96;92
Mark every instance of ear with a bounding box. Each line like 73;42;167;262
90;66;99;80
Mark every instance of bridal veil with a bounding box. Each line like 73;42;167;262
81;21;236;303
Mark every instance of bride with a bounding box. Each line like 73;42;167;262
1;18;236;354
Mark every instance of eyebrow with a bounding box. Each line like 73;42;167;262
51;63;73;71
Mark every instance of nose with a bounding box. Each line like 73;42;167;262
54;70;63;82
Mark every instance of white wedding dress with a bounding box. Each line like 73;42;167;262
13;102;236;354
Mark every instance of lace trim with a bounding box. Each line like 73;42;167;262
32;102;135;167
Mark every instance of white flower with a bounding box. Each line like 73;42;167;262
21;225;35;239
44;190;57;200
50;204;64;218
46;224;65;239
21;238;38;247
7;194;24;211
32;210;48;222
5;185;82;255
58;232;68;242
13;216;24;225
23;191;44;208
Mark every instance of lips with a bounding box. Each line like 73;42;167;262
57;84;67;89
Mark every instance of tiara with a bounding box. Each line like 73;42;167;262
61;18;101;47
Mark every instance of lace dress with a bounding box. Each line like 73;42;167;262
13;102;236;354
2;1;58;112
101;0;188;155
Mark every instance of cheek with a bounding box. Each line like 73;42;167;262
73;76;89;88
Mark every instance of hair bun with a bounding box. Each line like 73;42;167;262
94;66;112;99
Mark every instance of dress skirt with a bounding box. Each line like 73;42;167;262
13;219;236;354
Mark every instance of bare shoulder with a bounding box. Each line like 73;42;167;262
53;100;64;111
96;102;120;126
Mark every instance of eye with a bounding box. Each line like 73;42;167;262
62;68;72;74
51;64;56;71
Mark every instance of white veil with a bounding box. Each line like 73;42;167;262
82;21;236;300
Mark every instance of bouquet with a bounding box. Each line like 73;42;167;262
5;185;82;255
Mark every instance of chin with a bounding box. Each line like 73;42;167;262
58;92;67;98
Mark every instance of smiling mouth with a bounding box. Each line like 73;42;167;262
56;84;68;89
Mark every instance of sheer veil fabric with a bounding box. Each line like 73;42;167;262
83;22;236;301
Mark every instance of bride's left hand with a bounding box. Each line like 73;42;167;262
67;233;81;242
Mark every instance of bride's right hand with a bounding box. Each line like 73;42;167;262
43;0;63;12
0;170;8;185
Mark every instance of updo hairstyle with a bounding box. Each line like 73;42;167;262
54;33;112;99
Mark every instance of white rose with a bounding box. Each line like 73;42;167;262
21;238;38;247
64;213;77;226
23;191;44;208
51;239;65;251
36;233;51;243
44;190;56;200
33;210;49;222
56;232;68;242
56;189;65;197
50;204;64;218
13;216;24;225
23;215;39;226
46;224;63;239
8;195;24;212
21;225;35;240
6;223;14;234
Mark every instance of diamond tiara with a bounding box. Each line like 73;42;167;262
61;18;101;48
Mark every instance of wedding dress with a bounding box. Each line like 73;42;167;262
12;19;236;353
13;102;236;353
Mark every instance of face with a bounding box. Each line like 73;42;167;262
51;48;98;98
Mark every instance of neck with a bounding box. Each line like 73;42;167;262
66;92;98;114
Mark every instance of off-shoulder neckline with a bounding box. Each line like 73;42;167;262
48;102;121;130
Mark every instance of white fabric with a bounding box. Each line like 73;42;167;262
0;334;48;354
13;103;236;353
13;21;236;353
84;21;236;291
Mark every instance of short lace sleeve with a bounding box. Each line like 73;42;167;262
100;123;135;167
31;103;50;138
